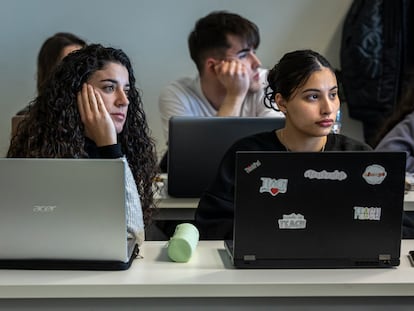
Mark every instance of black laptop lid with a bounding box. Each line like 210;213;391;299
232;151;406;268
167;116;285;197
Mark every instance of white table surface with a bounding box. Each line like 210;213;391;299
0;240;414;299
404;191;414;211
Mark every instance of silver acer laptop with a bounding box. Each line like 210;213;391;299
0;158;138;270
167;116;285;197
226;151;406;268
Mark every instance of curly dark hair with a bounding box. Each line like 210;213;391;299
7;44;158;225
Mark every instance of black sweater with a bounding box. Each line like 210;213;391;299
84;137;122;159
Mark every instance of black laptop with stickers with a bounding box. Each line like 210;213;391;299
225;151;406;268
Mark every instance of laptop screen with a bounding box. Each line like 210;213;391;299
167;116;285;198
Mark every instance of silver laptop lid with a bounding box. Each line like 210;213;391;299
0;158;129;261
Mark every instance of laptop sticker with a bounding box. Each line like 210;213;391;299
278;213;307;229
354;206;381;221
362;164;387;185
304;169;347;181
244;160;261;173
260;177;288;196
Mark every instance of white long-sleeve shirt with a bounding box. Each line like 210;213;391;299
158;69;284;141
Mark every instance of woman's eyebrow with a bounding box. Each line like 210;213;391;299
302;88;320;93
99;78;118;84
302;86;338;93
98;79;130;88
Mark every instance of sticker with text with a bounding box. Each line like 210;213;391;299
260;177;288;196
244;160;261;173
304;169;347;181
354;206;381;221
278;213;306;229
362;164;387;185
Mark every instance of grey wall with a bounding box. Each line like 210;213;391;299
0;0;362;157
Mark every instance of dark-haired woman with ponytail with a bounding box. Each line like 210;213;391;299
195;49;371;240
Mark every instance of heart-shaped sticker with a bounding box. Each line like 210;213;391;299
270;188;279;195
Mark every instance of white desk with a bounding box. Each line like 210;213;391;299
153;177;198;220
404;191;414;211
154;195;198;220
1;240;414;309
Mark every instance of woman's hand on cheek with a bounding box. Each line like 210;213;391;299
77;83;117;146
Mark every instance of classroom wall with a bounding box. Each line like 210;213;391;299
0;0;362;157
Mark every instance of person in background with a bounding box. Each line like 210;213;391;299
375;86;414;172
375;84;414;239
158;11;283;171
195;49;372;240
16;32;87;115
7;44;158;246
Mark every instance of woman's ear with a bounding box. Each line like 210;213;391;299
275;93;287;114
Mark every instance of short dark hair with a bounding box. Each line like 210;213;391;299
264;49;335;110
37;32;86;93
188;11;260;73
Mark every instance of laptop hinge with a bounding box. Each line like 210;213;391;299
243;255;256;261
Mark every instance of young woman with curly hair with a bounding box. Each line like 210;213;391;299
7;44;158;246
